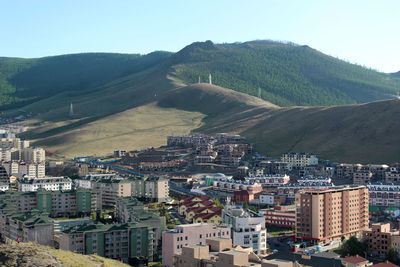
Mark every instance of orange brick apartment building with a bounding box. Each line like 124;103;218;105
295;185;369;244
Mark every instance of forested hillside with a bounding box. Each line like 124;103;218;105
0;40;399;111
171;40;400;106
0;52;171;109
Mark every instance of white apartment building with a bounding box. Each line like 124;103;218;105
18;177;72;192
244;174;290;187
367;182;400;207
2;161;45;178
222;205;267;255
131;176;169;202
297;177;332;184
280;152;318;167
0;149;12;161
0;137;29;150
213;178;263;194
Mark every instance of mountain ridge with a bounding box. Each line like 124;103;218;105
2;40;399;163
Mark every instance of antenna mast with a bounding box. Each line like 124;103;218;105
69;103;74;117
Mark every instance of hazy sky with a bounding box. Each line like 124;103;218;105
1;0;399;73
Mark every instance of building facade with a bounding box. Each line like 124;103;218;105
222;205;267;255
364;223;400;259
0;211;54;246
367;182;400;207
162;223;232;267
295;186;369;244
18;177;72;192
244;174;290;188
280;153;318;168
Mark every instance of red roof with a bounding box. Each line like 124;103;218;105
193;212;220;220
342;255;368;264
180;195;210;201
371;262;399;267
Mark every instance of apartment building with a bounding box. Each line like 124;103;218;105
367;182;400;207
174;238;265;267
162;223;232;267
336;164;363;179
295;185;369;244
213;178;263;194
336;163;389;180
385;168;400;183
18;177;72;192
0;165;9;184
244;174;290;188
0;137;29;150
297;177;332;184
0;189;102;217
222;205;267;255
0;211;54;246
280;153;318;168
20;147;45;163
76;178;131;207
2;161;45;178
216;133;246;144
277;182;334;199
131;176;169;202
260;206;296;229
353;170;373;185
115;196;146;223
0;148;12;161
60;222;159;264
364;223;400;259
167;134;215;148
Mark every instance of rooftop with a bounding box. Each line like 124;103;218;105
342;255;368;264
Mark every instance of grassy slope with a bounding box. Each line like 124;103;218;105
0;242;129;267
31;102;205;158
159;84;400;164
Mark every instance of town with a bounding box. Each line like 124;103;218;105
0;125;399;267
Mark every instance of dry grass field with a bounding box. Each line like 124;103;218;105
30;103;204;158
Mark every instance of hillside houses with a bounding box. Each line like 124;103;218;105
178;195;223;225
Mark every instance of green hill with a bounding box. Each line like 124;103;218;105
170;40;400;106
2;40;399;163
0;51;171;109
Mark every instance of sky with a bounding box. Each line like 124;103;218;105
0;0;399;73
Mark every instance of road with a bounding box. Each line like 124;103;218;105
268;236;291;253
169;207;186;225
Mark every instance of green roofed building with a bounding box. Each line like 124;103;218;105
0;188;102;218
0;210;54;246
60;218;164;264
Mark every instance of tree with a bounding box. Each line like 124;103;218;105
340;236;367;257
243;202;249;210
214;198;224;208
341;236;346;243
386;246;400;265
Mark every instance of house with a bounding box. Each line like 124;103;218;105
341;255;369;267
